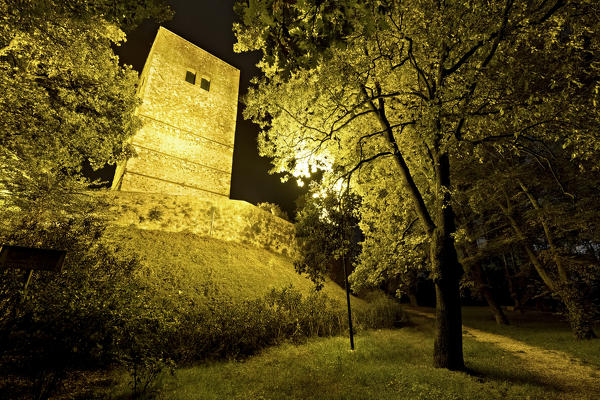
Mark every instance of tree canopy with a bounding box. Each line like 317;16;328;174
0;0;171;211
235;0;600;368
294;188;361;289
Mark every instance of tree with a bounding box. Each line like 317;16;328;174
0;0;171;211
257;202;291;221
234;0;600;368
294;186;361;349
294;187;361;290
350;161;429;306
455;143;599;337
0;3;174;395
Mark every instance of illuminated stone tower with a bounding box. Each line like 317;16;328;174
112;27;240;198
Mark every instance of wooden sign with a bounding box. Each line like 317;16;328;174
0;245;66;272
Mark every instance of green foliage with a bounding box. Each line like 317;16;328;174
0;0;171;210
0;201;402;399
126;356;175;399
137;285;403;364
351;165;429;296
453;140;600;337
1;0;172;33
147;206;164;221
256;202;290;221
235;1;600;355
294;188;361;289
0;201;149;398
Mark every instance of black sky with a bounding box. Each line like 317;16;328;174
114;0;305;217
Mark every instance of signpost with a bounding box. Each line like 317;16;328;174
0;245;66;295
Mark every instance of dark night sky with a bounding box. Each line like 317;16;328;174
112;0;305;217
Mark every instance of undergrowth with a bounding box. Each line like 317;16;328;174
0;215;403;399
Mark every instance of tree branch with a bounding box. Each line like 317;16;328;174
361;84;436;234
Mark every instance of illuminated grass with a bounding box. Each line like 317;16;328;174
460;307;600;368
106;227;365;307
106;328;577;400
93;230;597;399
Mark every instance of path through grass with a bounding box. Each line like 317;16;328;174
405;307;600;398
106;320;595;399
459;306;600;368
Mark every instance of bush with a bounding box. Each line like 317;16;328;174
256;202;290;221
0;208;404;399
164;286;406;363
0;209;153;399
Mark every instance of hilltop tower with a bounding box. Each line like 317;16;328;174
112;27;240;199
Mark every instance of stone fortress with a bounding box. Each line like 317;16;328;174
105;27;295;256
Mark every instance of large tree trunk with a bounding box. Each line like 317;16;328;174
431;228;465;370
374;96;464;369
431;153;465;370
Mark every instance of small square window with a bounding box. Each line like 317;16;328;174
200;77;210;91
185;71;196;85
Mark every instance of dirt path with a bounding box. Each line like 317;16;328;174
405;308;600;398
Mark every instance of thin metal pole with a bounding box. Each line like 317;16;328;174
340;188;354;350
343;252;355;350
23;269;34;295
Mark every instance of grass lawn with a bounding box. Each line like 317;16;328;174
104;325;588;400
459;306;600;369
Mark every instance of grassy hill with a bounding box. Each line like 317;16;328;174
106;226;367;309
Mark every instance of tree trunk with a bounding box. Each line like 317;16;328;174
374;95;464;369
431;153;465;370
472;263;509;325
559;285;597;340
480;285;509;325
519;185;596;338
462;247;510;325
408;293;419;307
431;229;465;370
503;252;524;313
500;200;596;339
519;181;569;281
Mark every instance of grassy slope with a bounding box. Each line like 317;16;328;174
107;327;582;400
106;227;366;308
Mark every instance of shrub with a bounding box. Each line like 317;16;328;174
0;209;154;399
256;202;290;221
0;207;404;398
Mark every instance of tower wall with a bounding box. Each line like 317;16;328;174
113;27;240;199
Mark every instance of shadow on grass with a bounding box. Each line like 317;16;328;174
404;307;571;397
463;365;566;395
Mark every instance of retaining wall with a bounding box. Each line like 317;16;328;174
99;191;296;257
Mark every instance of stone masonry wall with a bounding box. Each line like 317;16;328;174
114;27;240;199
100;191;296;258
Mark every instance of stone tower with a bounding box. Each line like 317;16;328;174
112;27;240;199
